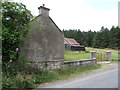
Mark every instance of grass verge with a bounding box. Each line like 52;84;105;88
2;58;101;89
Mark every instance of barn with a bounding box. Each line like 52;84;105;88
64;38;85;51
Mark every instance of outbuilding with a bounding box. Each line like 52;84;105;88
64;38;85;51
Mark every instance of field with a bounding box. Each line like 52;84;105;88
64;47;119;61
64;50;90;61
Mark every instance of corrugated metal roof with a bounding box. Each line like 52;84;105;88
64;38;81;47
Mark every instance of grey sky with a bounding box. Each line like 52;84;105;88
14;0;119;31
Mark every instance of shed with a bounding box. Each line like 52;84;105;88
64;38;85;51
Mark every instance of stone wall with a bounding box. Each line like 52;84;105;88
31;59;96;70
30;60;63;70
29;51;97;70
63;59;96;67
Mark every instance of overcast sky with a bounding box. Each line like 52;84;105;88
13;0;119;31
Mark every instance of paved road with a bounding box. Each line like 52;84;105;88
36;63;118;88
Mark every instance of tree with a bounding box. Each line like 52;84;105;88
109;26;120;49
92;31;102;48
87;30;95;47
75;29;84;45
2;2;31;62
63;26;119;49
116;26;120;49
100;28;110;48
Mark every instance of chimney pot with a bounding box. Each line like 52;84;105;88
42;4;45;7
38;5;50;17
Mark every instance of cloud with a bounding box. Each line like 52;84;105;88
13;0;118;31
50;0;118;31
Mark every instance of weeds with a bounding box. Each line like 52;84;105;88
2;58;101;89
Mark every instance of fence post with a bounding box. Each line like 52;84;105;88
106;51;112;61
90;51;96;59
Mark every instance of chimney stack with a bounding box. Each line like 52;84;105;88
38;4;50;17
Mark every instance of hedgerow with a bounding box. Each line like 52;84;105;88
2;2;31;62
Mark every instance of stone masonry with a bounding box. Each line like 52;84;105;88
22;6;64;70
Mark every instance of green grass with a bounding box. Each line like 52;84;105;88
53;64;101;79
2;58;101;89
64;50;90;61
86;47;119;60
64;48;119;62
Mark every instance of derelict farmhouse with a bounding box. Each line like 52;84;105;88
22;5;64;69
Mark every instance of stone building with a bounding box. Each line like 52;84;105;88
22;5;64;69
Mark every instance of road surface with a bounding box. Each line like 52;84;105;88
36;63;118;88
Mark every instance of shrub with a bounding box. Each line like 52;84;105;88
2;2;31;62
